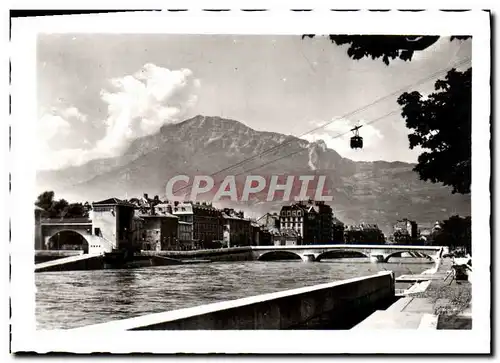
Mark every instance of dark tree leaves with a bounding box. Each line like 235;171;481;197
397;68;472;194
432;215;471;251
35;191;89;218
35;191;55;212
302;35;471;65
65;203;89;218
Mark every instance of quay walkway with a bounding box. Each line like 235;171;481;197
353;257;472;329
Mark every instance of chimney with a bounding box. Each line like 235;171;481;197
144;193;149;200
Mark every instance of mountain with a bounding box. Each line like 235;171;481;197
36;115;471;234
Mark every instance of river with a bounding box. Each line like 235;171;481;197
36;258;432;330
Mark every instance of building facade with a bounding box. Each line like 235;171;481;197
168;201;222;248
393;218;419;244
140;214;179;251
256;212;280;230
332;216;345;243
221;209;251;247
273;228;300;246
92;198;136;250
279;200;334;245
393;218;418;238
315;201;334;244
34;206;44;250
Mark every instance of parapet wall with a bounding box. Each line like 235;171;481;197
139;247;254;262
74;271;395;330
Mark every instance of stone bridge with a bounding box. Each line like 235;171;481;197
251;244;448;263
40;218;112;254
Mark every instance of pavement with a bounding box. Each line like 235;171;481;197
353;257;472;330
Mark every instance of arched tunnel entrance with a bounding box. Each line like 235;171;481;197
258;251;302;261
46;230;89;254
316;250;369;262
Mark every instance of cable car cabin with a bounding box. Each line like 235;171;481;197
350;135;363;149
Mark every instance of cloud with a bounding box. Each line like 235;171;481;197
60;106;88;122
96;63;200;154
302;118;384;161
37;64;200;170
37;113;71;142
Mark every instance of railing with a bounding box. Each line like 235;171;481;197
40;218;92;224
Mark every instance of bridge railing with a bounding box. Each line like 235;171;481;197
40;218;92;224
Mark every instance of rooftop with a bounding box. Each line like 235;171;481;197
139;213;178;219
93;198;136;207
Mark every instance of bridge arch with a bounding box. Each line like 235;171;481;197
316;250;369;262
257;251;303;261
383;250;435;263
45;229;91;253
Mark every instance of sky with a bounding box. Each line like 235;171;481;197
37;34;472;170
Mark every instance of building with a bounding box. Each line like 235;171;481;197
393;218;418;238
154;203;172;216
256;212;280;230
344;224;385;244
332;216;345;243
250;221;261;246
169;201;223;249
273;228;301;246
192;202;223;246
221;208;251;247
393;218;419;244
131;215;145;249
178;221;194;249
279;200;333;245
140;214;179;251
418;221;444;245
34;205;44;250
314;201;334;244
91;198;136;250
280;203;309;244
169;202;194;249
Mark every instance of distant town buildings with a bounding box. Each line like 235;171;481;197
344;224;385;245
35;193;399;252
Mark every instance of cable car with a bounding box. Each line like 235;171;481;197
350;125;363;149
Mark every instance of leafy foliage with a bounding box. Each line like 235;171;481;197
397;68;471;194
432;215;471;252
35;191;89;218
302;35;470;65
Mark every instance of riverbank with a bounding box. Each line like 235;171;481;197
354;257;472;329
413;258;472;329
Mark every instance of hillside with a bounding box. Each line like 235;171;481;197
36;115;471;234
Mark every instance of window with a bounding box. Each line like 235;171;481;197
297;211;302;217
292;211;296;217
94;227;101;236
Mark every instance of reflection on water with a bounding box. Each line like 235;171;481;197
36;257;432;330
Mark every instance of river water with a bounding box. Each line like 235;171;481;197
35;258;432;330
